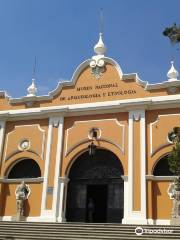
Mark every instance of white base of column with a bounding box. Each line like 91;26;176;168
1;216;12;221
122;218;171;225
147;219;170;225
122;218;148;224
39;210;57;222
57;216;66;222
1;216;57;222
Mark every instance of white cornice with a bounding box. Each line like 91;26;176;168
145;79;180;90
122;73;147;87
9;95;53;103
1;94;180;120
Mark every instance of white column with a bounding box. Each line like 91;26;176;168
52;116;64;219
0;120;6;165
40;116;60;221
140;110;146;220
122;175;128;224
123;110;147;224
128;111;133;219
57;177;69;222
0;120;5;221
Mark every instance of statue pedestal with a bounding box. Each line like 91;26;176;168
171;189;180;225
171;217;180;225
12;215;26;221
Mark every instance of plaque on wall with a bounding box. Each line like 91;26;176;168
47;187;53;195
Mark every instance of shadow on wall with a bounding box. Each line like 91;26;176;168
0;183;7;216
152;182;161;220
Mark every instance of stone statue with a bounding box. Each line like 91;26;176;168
15;181;29;220
168;177;180;225
167;127;180;225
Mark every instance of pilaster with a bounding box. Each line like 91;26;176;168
0;120;6;168
52;117;64;218
122;175;128;223
57;177;69;222
40;116;64;221
124;110;147;224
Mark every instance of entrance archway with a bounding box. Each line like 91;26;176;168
66;149;124;223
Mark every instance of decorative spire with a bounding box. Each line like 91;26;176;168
94;32;107;56
27;78;37;96
90;10;106;79
167;61;179;81
27;57;38;96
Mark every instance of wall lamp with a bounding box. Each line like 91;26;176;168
88;128;98;156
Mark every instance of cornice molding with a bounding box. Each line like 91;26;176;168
1;94;180;120
145;79;180;90
0;177;44;183
146;175;176;181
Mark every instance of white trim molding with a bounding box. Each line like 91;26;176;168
0;177;43;183
57;177;69;222
123;110;147;224
146;175;176;181
150;113;180;156
4;124;45;161
2;94;180;122
52;117;64;219
0;120;6;166
40;117;55;219
65;118;125;156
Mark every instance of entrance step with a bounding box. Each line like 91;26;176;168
0;222;179;240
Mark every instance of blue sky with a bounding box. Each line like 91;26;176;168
0;0;180;97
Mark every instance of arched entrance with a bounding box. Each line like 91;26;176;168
66;149;124;223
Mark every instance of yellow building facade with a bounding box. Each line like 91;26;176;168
0;34;179;224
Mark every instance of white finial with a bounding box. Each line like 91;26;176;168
27;57;38;97
90;10;106;76
27;78;37;96
94;32;107;56
167;60;179;81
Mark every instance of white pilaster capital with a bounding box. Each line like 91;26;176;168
0;120;6;128
129;110;145;121
50;116;64;128
59;177;69;184
121;175;128;181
